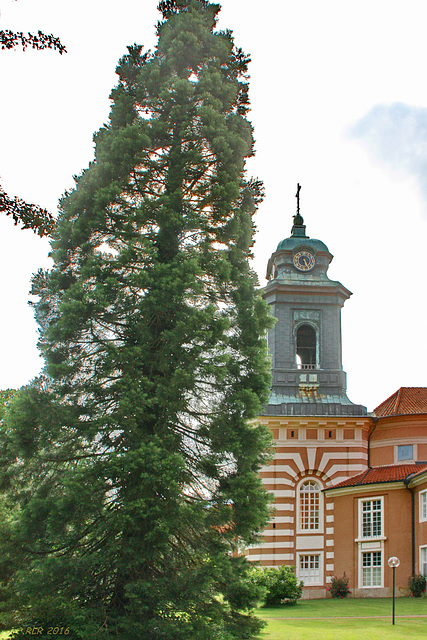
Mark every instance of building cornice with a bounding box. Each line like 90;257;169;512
324;481;407;497
406;470;427;488
370;437;427;448
258;416;373;428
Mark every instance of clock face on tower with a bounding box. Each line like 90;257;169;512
293;250;315;271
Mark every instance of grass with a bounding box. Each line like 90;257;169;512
1;599;425;639
255;597;427;640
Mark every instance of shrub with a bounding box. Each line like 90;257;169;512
408;574;426;597
328;574;351;598
251;565;303;607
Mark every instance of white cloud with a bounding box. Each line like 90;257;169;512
350;103;427;202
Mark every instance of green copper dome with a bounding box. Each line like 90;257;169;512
276;236;330;252
276;212;329;253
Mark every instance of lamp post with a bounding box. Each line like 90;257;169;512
388;556;400;625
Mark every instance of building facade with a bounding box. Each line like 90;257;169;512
247;211;427;598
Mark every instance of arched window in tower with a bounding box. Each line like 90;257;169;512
296;324;317;369
299;480;321;531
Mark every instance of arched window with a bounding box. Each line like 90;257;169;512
296;324;317;368
299;480;321;531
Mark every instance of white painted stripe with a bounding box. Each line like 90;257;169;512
260;477;294;486
247;554;294;562
318;451;367;473
259;464;273;473
327;464;366;476
266;465;300;476
326;552;334;559
272;452;305;473
270;505;295;514
307;447;316;470
254;541;294;549
270;490;295;498
326;527;334;535
326;515;334;523
261;529;294;537
326;564;334;571
273;516;295;524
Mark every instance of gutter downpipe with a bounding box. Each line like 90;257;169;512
404;476;416;576
367;417;378;468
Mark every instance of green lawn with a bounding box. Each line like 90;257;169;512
1;599;426;640
255;597;427;640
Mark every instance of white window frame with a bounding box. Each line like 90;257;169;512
297;478;323;534
297;552;323;586
356;497;385;589
359;549;383;588
420;490;427;523
420;546;427;577
357;496;384;541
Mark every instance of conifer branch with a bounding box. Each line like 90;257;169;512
0;29;66;54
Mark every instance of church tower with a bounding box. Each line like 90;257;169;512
247;189;371;595
263;198;366;417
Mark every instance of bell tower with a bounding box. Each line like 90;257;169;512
262;194;366;417
248;188;370;584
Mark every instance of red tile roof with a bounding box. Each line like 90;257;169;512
330;463;427;489
374;387;427;417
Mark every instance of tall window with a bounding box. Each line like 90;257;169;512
358;497;384;588
296;324;317;368
421;547;427;577
361;498;382;538
420;490;427;522
298;554;322;585
362;551;382;587
300;480;320;531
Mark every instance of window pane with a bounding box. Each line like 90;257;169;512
362;567;371;587
372;566;382;586
421;548;427;577
300;481;320;531
398;445;413;461
421;492;427;521
362;552;382;587
362;499;382;538
299;555;321;583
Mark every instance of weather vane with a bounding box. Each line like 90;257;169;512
295;183;301;214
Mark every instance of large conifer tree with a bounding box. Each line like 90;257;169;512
0;2;273;637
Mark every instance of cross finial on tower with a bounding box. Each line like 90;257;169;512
292;183;305;236
296;183;301;214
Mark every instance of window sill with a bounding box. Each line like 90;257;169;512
355;536;386;543
361;585;384;589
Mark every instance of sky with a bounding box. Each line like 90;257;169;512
0;0;426;412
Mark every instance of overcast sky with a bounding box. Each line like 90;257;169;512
0;0;426;411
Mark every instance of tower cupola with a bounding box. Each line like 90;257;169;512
262;188;366;417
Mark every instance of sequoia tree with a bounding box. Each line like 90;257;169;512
0;2;273;638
